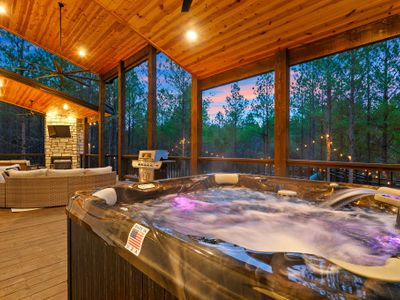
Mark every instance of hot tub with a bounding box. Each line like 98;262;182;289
66;174;400;299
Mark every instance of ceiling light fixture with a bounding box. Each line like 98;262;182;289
63;103;69;110
78;48;87;57
186;30;198;42
0;5;6;14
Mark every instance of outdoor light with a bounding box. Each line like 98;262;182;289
186;30;198;42
0;5;6;14
63;103;69;110
78;48;87;57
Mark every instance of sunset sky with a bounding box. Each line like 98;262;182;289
202;76;260;120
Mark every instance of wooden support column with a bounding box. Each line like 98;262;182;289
118;61;126;179
191;77;202;175
147;46;157;149
274;49;290;177
83;118;89;168
98;78;106;167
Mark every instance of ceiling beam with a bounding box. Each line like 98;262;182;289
289;14;400;66
0;67;111;115
198;56;275;91
199;15;400;91
101;45;152;82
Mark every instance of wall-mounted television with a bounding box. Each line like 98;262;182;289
48;125;71;138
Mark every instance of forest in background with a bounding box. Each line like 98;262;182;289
290;39;400;164
203;38;399;164
0;26;399;166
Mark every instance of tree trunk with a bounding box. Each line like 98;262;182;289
365;48;372;162
348;50;357;183
382;41;389;163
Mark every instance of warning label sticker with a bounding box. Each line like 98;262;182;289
125;223;150;256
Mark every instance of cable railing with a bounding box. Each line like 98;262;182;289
78;154;400;187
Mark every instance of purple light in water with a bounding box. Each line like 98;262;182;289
370;233;400;254
172;196;197;211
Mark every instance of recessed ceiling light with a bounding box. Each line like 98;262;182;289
0;5;6;14
186;30;198;42
78;48;87;57
63;103;69;110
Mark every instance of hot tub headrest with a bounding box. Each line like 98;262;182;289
214;173;239;185
93;188;117;206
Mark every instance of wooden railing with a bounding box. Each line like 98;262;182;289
80;154;191;180
287;159;400;187
78;154;400;187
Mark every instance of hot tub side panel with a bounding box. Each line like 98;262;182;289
68;217;180;300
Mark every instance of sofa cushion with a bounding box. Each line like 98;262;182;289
7;169;47;178
84;166;112;175
47;168;85;177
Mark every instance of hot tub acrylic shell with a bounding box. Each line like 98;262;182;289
66;174;400;300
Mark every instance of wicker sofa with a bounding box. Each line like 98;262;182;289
0;168;116;208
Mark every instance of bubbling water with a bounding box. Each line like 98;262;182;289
131;187;400;266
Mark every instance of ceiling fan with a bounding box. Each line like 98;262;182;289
181;0;193;12
14;2;98;88
17;100;37;117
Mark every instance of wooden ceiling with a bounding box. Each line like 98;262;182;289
0;0;147;74
0;0;399;79
0;69;100;118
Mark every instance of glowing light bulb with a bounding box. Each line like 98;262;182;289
0;5;6;14
78;48;87;57
186;30;198;42
63;103;69;110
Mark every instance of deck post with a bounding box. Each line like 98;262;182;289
191;77;202;175
274;49;290;177
147;46;157;150
98;78;106;167
118;61;126;179
83;118;89;168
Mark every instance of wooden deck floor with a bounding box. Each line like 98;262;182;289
0;207;67;299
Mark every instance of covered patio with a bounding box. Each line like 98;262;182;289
0;1;400;299
0;1;398;183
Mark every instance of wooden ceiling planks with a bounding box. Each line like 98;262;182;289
0;70;100;118
0;0;398;79
94;0;400;79
0;0;147;74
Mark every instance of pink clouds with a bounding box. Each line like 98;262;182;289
203;79;269;120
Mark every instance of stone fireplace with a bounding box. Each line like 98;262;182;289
45;115;84;168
